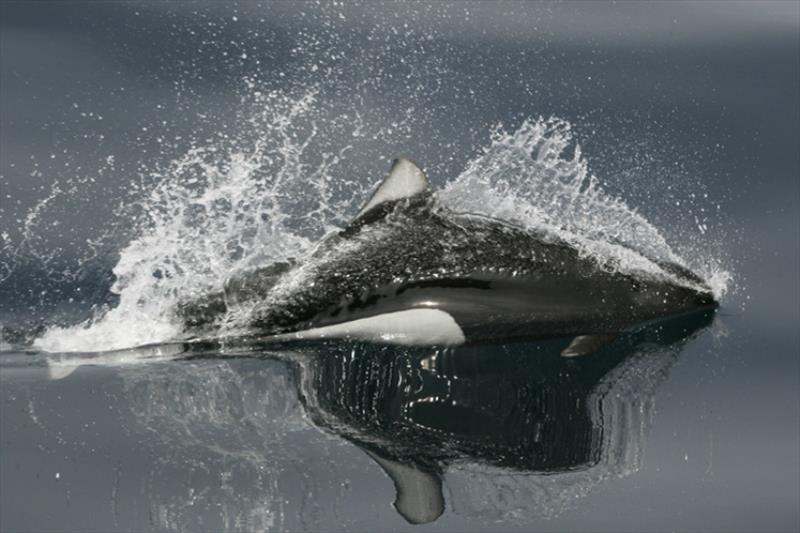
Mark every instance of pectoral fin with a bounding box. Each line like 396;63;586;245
363;449;444;524
561;334;616;357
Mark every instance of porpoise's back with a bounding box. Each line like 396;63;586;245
177;159;716;344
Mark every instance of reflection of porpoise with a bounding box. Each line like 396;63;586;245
25;310;713;528
294;310;714;524
179;159;717;351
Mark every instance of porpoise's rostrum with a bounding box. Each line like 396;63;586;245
178;158;717;350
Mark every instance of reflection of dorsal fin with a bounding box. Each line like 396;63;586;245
561;334;616;357
364;449;444;524
354;158;431;220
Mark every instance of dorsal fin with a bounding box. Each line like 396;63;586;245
355;158;431;220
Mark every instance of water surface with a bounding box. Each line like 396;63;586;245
1;2;798;531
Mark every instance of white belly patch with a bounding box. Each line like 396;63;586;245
277;308;465;345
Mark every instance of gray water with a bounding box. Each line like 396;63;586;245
1;2;799;532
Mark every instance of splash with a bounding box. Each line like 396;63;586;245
440;118;730;295
34;90;364;352
31;103;730;353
